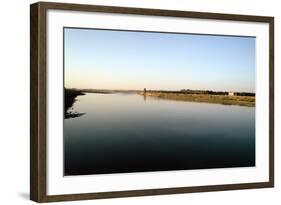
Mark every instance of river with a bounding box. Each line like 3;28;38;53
64;93;255;175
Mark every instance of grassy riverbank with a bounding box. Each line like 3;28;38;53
140;92;255;107
65;88;255;107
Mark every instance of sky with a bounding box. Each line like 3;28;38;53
64;28;255;92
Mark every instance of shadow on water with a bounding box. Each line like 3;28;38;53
64;88;86;119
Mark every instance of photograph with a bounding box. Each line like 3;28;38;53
63;27;256;176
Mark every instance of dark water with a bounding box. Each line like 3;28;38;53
64;93;255;176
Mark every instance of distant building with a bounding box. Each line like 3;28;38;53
228;92;235;96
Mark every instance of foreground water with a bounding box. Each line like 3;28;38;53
64;93;255;176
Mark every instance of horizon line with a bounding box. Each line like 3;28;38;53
64;87;256;94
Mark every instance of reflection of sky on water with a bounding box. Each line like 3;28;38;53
64;93;255;176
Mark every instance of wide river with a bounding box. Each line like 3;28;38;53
64;93;255;176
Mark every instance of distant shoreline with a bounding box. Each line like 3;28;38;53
65;88;255;107
139;91;255;107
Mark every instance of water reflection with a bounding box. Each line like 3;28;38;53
143;93;147;101
64;93;255;176
65;110;85;119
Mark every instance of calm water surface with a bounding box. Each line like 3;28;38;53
64;93;255;175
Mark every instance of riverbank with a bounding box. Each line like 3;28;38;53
64;89;85;118
140;92;255;107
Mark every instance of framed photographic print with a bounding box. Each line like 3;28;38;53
30;1;274;202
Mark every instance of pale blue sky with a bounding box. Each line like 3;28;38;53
64;28;255;92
